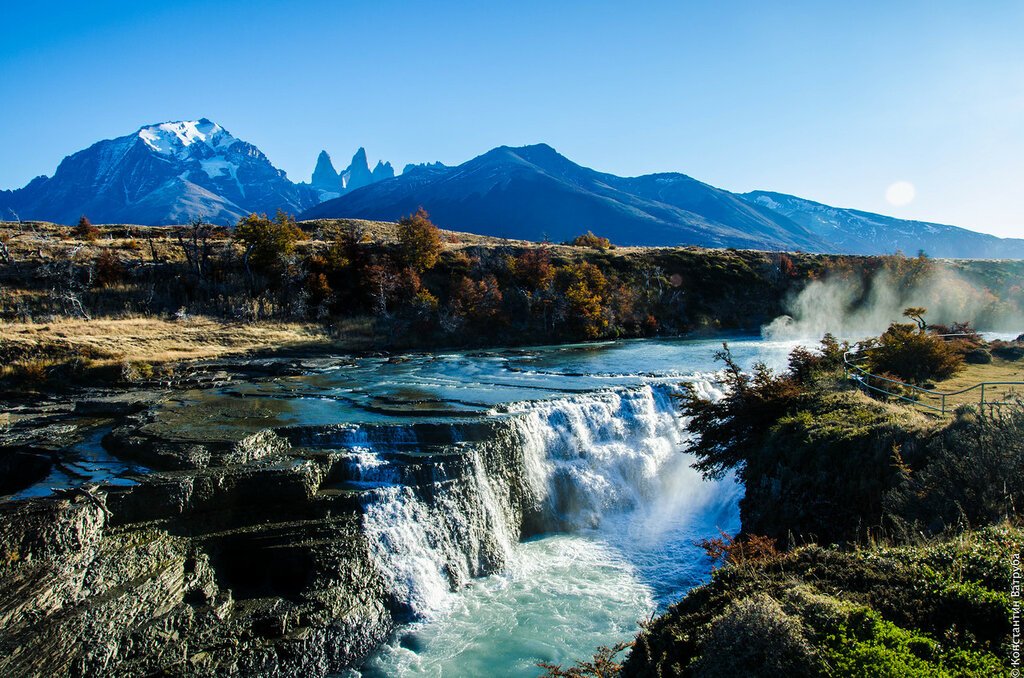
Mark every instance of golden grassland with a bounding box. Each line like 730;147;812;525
0;219;708;264
0;316;334;365
937;357;1024;389
932;356;1024;409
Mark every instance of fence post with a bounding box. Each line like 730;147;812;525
980;383;985;408
941;393;946;416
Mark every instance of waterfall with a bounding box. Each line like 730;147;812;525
341;379;724;619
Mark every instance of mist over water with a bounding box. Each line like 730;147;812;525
763;264;1024;341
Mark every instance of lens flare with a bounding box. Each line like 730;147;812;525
885;180;916;206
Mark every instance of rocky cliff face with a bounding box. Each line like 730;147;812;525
307;148;394;202
0;415;395;676
310;150;343;197
0;387;559;675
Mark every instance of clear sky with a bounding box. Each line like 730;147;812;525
2;0;1022;237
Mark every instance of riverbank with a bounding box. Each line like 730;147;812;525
613;334;1023;677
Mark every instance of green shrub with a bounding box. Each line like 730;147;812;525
822;606;1004;677
234;210;305;275
787;333;850;384
886;404;1024;534
691;594;820;677
867;323;963;384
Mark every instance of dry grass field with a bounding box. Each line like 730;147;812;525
931;356;1024;409
0;316;332;365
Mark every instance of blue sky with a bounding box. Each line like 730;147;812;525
2;0;1022;237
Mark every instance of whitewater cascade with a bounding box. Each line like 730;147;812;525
298;379;724;619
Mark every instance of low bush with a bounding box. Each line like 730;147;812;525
886;404;1024;534
866;322;963;384
991;340;1024;361
72;216;100;241
568;231;613;250
963;347;993;364
691;594;819;677
622;526;1017;677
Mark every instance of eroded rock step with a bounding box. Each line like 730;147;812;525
0;407;536;676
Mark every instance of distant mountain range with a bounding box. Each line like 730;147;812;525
302;144;827;251
2;119;1022;257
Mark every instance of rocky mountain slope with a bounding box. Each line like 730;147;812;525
743;190;1024;258
0;119;320;226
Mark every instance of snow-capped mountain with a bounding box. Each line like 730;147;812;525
0;119;319;226
308;148;394;201
741;191;1024;259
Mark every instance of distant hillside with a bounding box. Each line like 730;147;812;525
742;190;1024;258
301;144;830;251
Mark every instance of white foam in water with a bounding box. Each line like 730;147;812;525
349;379;741;675
360;535;655;677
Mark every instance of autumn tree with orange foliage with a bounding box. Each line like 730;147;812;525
697;530;782;569
559;261;608;339
73;215;100;242
397;208;443;273
510;247;554;291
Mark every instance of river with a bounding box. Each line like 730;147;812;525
11;334;803;675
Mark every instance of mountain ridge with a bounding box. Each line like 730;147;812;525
0;120;394;227
2;122;1021;257
740;190;1024;258
0;119;319;226
302;143;830;251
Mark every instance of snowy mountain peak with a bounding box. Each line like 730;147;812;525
0;118;318;225
137;119;237;156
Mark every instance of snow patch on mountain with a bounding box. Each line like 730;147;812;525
138;119;236;156
741;190;1024;258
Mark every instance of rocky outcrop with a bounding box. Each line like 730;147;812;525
0;420;395;676
371;160;394;182
308;148;393;202
0;392;553;676
310;151;342;195
0;369;698;676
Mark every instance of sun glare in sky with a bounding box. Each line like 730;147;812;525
885;181;916;207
